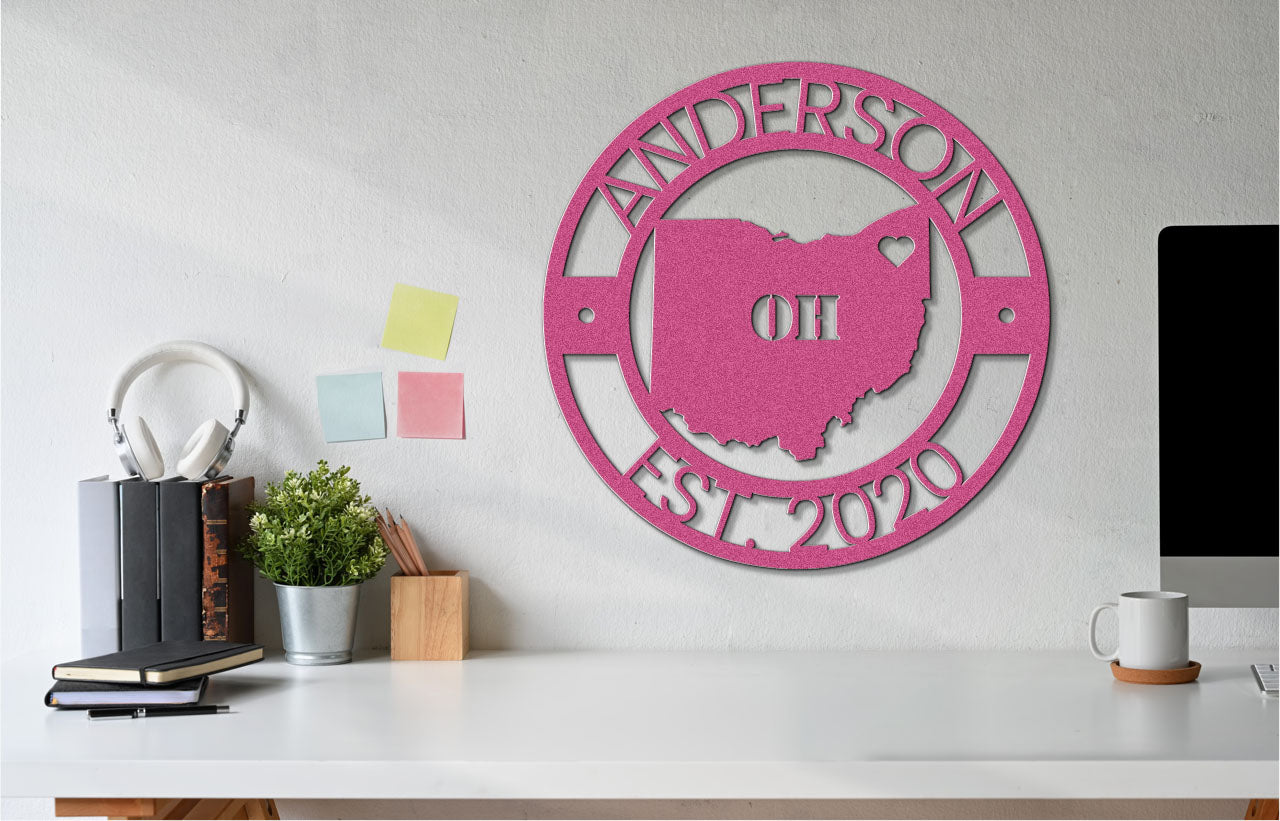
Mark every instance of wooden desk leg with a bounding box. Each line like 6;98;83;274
1247;798;1280;820
54;798;278;820
54;798;154;818
242;800;279;820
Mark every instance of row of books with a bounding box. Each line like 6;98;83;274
78;475;255;654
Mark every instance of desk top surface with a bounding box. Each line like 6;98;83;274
3;649;1276;800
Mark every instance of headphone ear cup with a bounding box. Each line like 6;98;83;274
177;419;230;480
126;417;166;480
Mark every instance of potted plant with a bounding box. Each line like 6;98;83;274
240;460;388;665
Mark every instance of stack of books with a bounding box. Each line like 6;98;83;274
46;640;263;709
78;476;255;654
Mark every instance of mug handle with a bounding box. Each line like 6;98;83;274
1088;602;1119;661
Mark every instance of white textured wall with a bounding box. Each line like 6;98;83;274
4;1;1277;660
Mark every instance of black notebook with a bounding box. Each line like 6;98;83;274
45;676;208;708
52;640;263;684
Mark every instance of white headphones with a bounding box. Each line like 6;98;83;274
107;340;250;481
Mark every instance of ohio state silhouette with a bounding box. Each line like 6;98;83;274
652;206;930;461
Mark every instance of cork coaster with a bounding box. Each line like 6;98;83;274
1111;660;1201;684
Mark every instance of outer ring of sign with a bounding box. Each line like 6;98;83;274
545;63;1049;569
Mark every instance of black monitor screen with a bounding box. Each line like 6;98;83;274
1158;224;1279;558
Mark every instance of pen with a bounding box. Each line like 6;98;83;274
87;705;230;720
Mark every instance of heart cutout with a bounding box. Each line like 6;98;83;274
879;235;915;267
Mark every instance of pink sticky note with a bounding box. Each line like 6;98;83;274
398;372;464;439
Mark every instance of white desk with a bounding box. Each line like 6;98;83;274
2;650;1276;801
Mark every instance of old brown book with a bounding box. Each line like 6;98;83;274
200;477;255;642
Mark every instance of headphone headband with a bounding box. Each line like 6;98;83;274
107;340;250;420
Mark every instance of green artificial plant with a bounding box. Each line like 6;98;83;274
240;460;388;587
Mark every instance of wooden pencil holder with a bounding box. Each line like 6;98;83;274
390;571;469;660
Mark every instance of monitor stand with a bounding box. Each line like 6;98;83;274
1161;556;1280;608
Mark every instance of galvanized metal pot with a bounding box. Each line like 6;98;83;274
275;582;362;665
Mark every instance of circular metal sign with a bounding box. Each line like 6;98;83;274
545;63;1048;569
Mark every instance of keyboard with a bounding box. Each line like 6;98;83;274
1251;663;1278;695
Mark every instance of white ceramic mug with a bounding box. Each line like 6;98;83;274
1088;591;1189;670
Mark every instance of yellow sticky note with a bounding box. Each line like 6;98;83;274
381;283;459;360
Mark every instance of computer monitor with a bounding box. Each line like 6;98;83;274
1158;224;1279;607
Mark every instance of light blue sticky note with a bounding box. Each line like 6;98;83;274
316;373;386;442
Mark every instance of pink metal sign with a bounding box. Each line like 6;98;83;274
545;63;1049;569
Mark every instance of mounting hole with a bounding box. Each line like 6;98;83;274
998;307;1015;324
578;307;595;324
